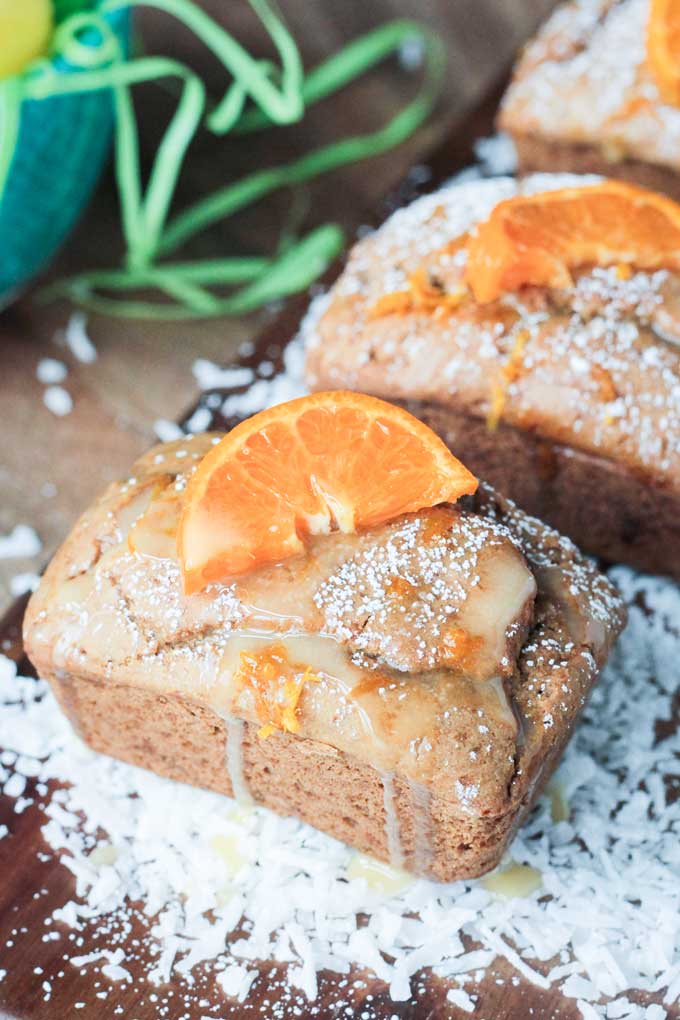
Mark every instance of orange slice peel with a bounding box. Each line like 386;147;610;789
178;391;478;593
464;181;680;304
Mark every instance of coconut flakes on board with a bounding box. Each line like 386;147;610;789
0;525;41;561
1;142;679;1017
0;564;678;1017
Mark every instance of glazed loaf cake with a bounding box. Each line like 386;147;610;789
304;174;680;578
499;0;680;201
24;433;624;882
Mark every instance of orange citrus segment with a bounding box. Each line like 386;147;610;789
647;0;680;106
464;181;680;304
178;391;478;593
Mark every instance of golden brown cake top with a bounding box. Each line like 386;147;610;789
24;433;624;816
499;0;680;169
304;174;680;493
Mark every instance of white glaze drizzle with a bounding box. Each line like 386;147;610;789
408;778;433;874
225;716;252;806
380;770;404;868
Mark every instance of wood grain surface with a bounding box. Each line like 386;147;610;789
0;0;557;611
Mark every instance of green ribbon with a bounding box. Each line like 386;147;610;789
6;0;445;319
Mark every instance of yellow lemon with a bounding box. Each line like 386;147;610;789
0;0;54;80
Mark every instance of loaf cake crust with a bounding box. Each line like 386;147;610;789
499;0;680;196
304;174;680;577
24;434;625;882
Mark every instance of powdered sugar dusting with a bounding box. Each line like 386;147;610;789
314;510;521;672
0;566;677;1016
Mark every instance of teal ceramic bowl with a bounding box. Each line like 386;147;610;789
0;9;129;307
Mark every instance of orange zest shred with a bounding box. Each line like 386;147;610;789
441;626;484;672
232;643;320;739
384;575;416;599
486;329;531;432
486;383;507;434
368;267;467;320
605;96;657;127
647;0;680;106
591;365;618;403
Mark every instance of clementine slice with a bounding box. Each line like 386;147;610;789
647;0;680;106
178;391;478;593
465;181;680;304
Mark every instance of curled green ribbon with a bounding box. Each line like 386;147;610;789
6;0;445;319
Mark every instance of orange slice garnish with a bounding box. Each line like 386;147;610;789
178;391;478;593
464;181;680;304
647;0;680;106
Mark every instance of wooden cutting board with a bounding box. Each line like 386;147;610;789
1;76;677;1020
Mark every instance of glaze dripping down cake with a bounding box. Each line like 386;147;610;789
24;432;624;882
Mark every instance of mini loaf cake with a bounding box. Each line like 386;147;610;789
24;429;624;882
499;0;680;201
304;175;680;578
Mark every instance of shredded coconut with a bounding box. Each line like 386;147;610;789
153;419;185;443
43;385;73;417
63;312;97;364
185;405;213;434
192;360;255;391
0;525;41;560
9;572;40;597
36;359;67;385
0;566;678;1017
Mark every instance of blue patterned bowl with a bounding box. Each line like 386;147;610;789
0;8;129;306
